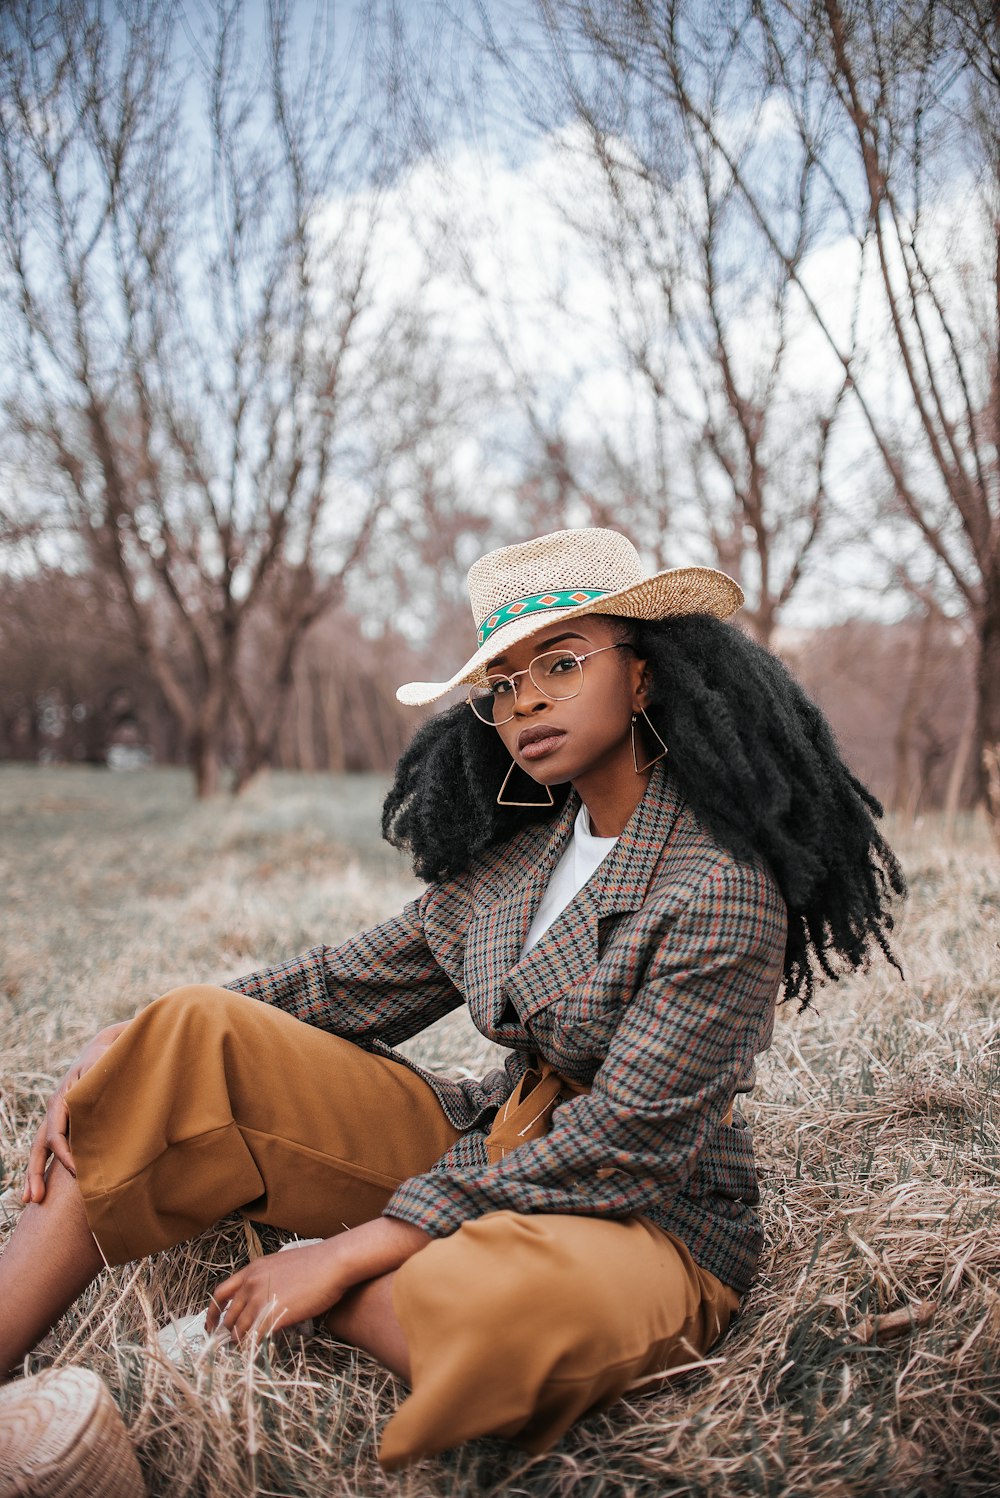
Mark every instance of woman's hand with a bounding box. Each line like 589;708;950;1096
23;1021;131;1205
207;1218;431;1344
207;1240;348;1342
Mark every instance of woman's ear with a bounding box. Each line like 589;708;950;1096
629;654;651;710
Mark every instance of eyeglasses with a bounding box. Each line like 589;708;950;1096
467;643;631;725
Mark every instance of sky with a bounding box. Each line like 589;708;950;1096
3;0;988;635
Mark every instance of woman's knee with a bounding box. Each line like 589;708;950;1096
398;1211;708;1367
155;981;244;1010
143;983;251;1036
94;987;260;1111
399;1212;618;1349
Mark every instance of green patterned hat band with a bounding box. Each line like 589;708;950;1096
477;589;609;647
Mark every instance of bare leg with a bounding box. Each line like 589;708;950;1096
0;1162;104;1379
323;1272;411;1382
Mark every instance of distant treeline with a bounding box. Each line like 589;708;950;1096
0;568;976;821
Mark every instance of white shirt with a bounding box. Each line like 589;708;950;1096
521;802;619;956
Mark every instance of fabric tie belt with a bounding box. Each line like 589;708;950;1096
484;1058;588;1165
484;1057;734;1166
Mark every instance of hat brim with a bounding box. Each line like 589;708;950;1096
396;565;743;707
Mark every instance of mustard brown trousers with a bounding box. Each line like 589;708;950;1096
65;986;740;1468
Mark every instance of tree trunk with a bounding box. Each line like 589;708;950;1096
191;730;220;799
978;590;1000;842
309;667;329;770
344;674;384;771
322;673;346;773
943;707;976;837
893;611;934;818
296;678;316;771
277;700;296;771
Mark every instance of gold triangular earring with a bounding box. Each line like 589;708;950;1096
497;758;555;808
631;708;668;774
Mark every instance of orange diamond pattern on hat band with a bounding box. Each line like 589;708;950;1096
476;589;609;646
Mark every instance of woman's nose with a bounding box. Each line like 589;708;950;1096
513;677;548;714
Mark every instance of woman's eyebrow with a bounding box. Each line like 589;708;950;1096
486;632;589;670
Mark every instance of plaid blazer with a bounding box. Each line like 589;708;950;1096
227;763;787;1294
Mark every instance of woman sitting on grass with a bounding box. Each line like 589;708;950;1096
0;527;904;1478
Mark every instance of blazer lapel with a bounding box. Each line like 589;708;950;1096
589;761;684;919
501;876;601;1028
462;795;578;1037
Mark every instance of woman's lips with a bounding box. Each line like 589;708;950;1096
518;727;566;760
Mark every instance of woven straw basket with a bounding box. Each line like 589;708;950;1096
0;1368;145;1498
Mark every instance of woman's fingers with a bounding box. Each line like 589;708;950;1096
205;1290;232;1335
48;1133;76;1177
23;1121;51;1204
207;1284;284;1343
209;1268;243;1317
230;1297;283;1343
207;1271;255;1336
46;1095;75;1176
212;1269;240;1301
22;1034;118;1205
22;1095;75;1204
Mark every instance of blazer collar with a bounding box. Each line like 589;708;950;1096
464;763;686;1038
473;759;682;914
473;794;576;909
586;760;684;916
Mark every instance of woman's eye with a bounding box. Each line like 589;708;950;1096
489;679;514;697
547;654;578;675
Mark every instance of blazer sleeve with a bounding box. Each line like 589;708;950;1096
382;856;787;1235
223;886;465;1047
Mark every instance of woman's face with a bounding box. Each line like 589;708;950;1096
483;615;648;793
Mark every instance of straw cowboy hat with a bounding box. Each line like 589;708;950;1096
396;527;743;707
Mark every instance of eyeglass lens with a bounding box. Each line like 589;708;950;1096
468;650;584;724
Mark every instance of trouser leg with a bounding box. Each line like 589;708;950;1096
380;1210;741;1469
65;985;462;1265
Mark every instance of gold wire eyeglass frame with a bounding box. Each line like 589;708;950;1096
466;642;631;725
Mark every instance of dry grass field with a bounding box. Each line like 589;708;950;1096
1;765;998;1497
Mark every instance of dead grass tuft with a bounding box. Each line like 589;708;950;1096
1;768;998;1495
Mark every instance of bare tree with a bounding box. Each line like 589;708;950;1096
427;2;849;644
0;567;172;765
512;0;998;824
781;610;976;815
783;0;1000;825
0;0;425;795
575;107;850;644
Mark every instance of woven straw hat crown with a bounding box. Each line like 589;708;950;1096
469;528;640;627
396;527;743;706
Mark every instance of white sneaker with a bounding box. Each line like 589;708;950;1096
155;1311;220;1363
